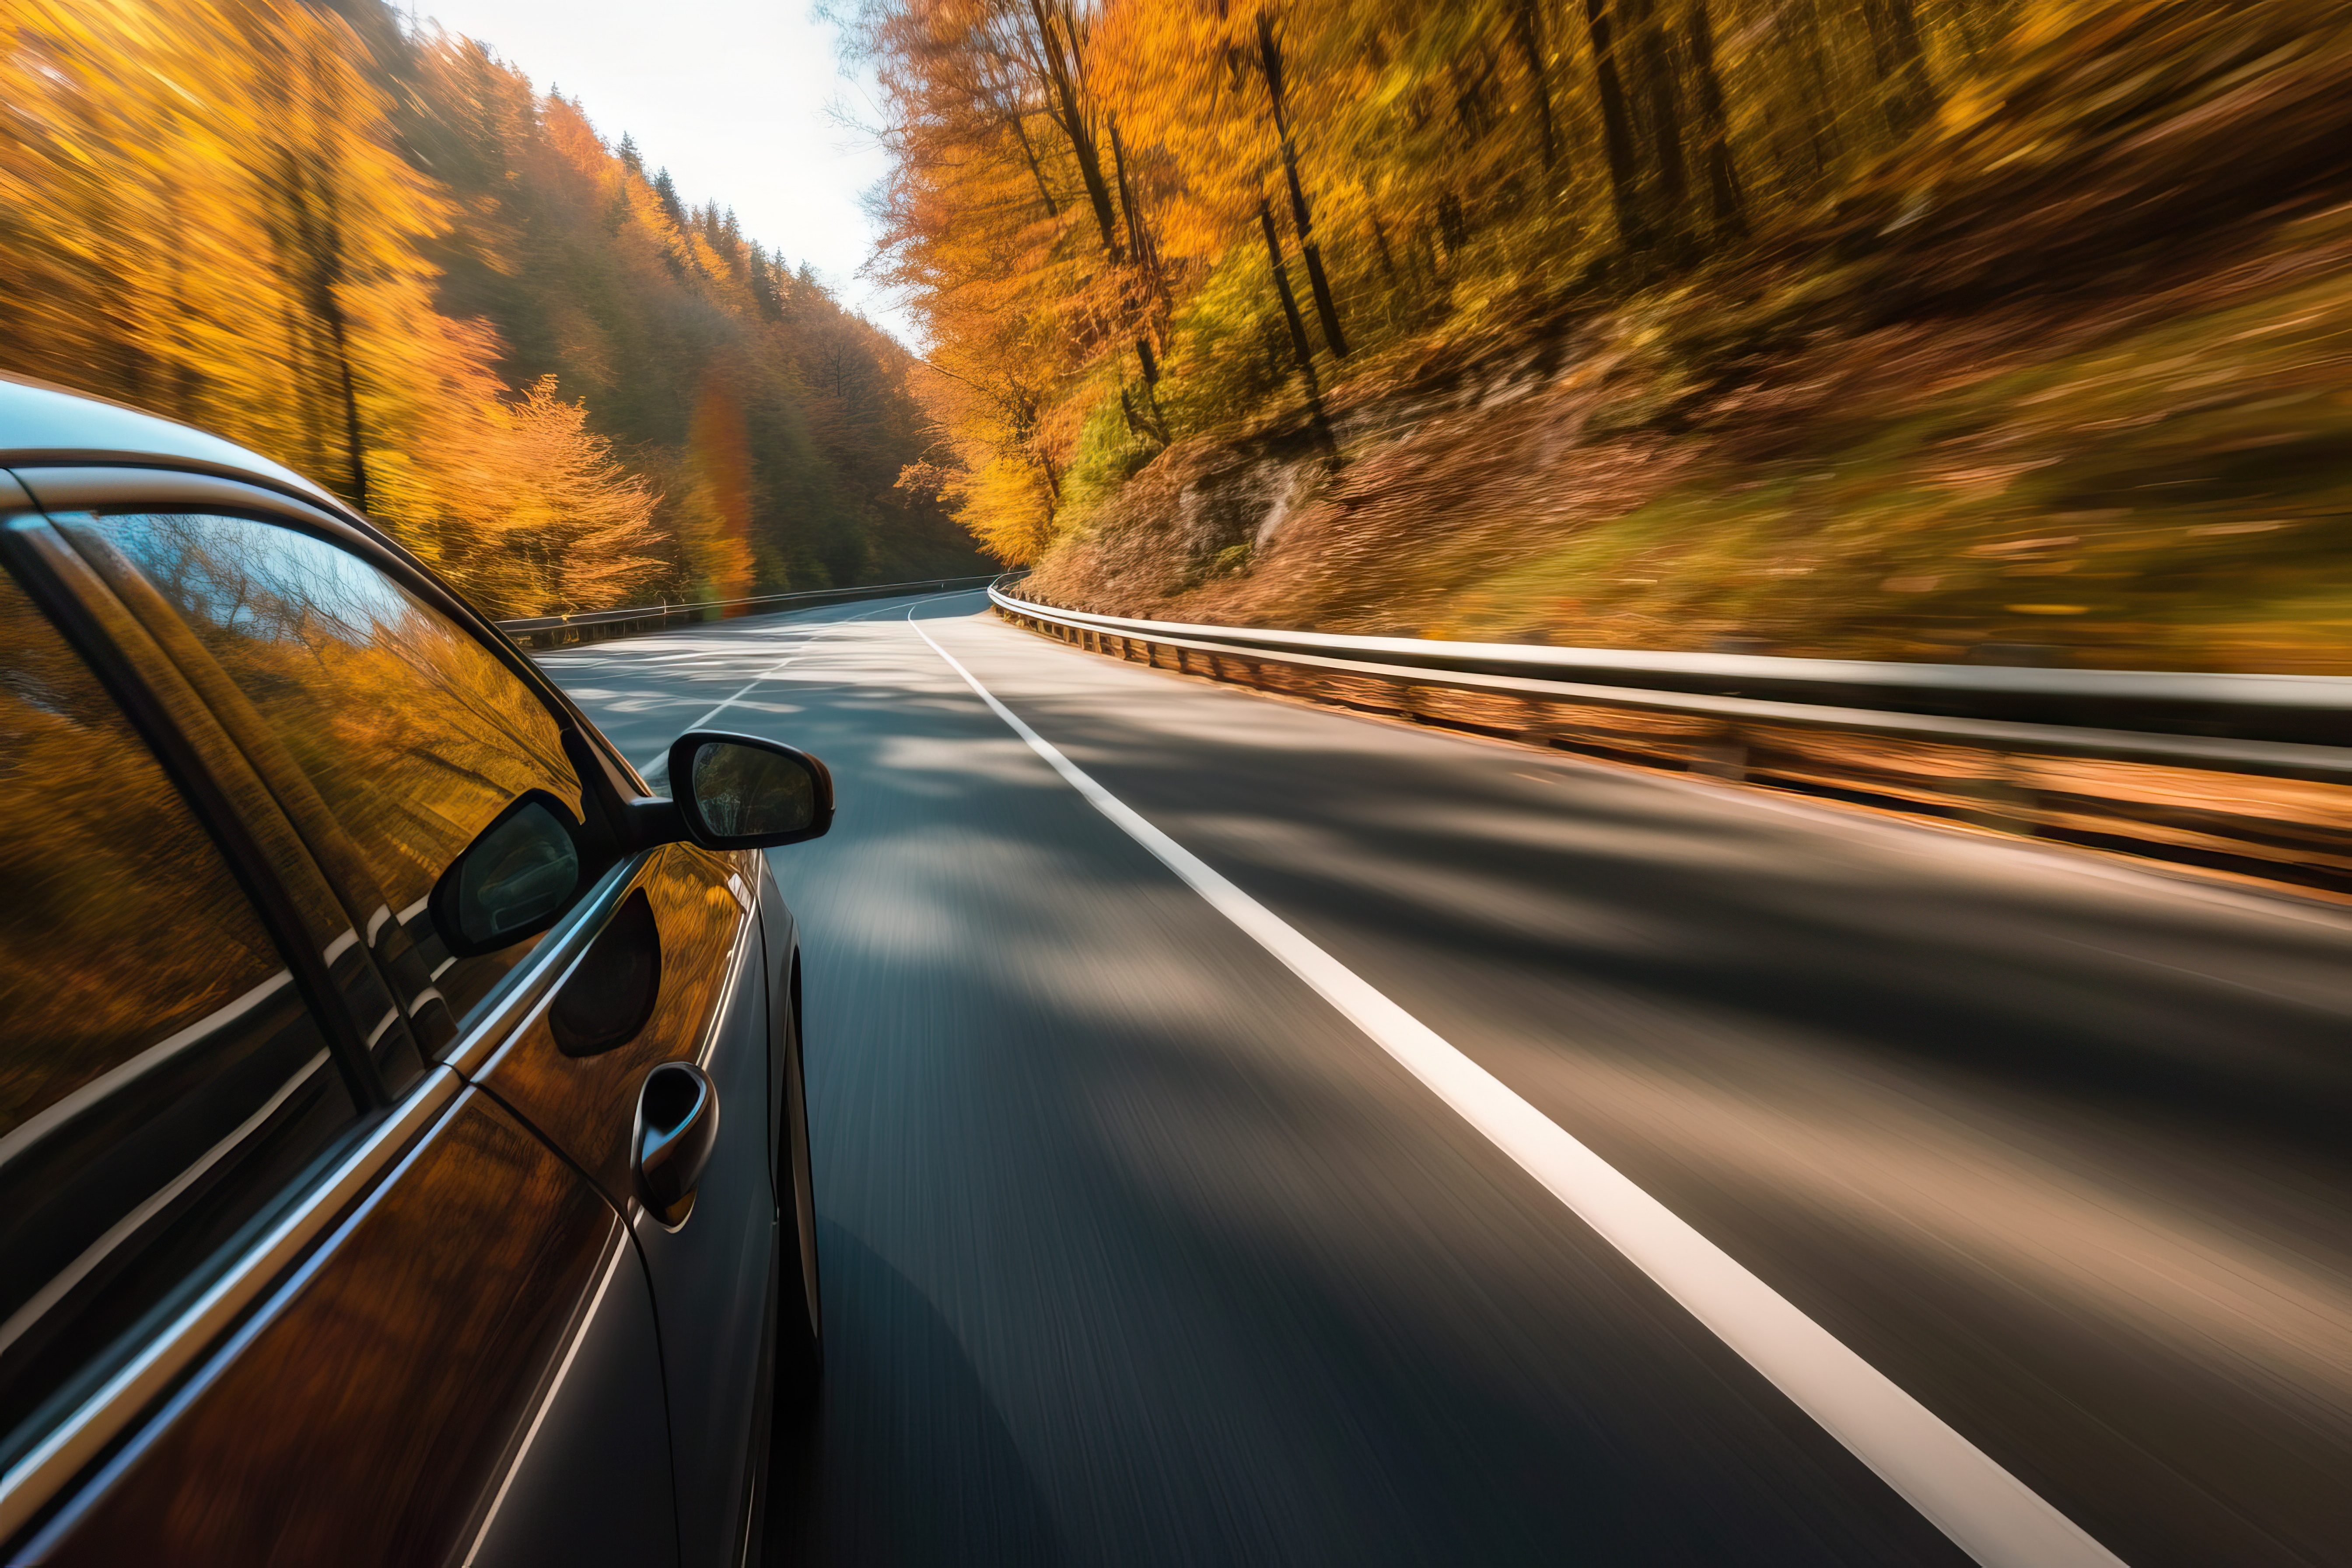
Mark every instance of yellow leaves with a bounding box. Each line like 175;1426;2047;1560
954;450;1063;563
379;374;665;618
0;0;682;618
679;383;758;602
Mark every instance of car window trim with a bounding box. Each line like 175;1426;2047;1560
0;972;298;1172
0;1068;459;1545
0;450;342;518
0;844;645;1547
10;465;630;794
0;1048;335;1366
29;480;620;1062
0;509;390;1109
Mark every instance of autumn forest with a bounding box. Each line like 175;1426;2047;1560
0;0;988;618
854;0;2352;672
4;2;2347;662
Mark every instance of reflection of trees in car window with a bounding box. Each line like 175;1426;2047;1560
0;572;356;1457
0;571;283;1127
92;514;585;1021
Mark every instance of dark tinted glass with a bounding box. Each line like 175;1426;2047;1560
0;571;357;1463
86;514;587;1030
445;795;581;951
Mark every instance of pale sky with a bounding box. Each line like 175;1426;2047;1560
410;0;913;343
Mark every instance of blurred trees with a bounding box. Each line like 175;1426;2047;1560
0;0;984;616
836;0;2099;559
971;0;2352;671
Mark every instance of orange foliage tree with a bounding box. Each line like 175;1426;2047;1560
0;0;989;612
837;0;2086;561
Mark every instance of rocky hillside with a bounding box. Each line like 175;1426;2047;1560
1019;1;2352;674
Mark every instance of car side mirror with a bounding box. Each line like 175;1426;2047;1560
667;731;835;849
430;790;584;956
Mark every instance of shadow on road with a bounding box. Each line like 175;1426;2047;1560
766;1220;1070;1567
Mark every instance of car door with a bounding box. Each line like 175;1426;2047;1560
33;484;780;1565
0;490;679;1564
468;841;779;1568
0;517;677;1568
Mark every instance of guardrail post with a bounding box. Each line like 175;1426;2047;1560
1693;728;1746;782
1959;762;2040;839
1518;699;1555;749
982;585;2352;902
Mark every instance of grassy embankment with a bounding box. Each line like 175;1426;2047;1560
1024;5;2352;674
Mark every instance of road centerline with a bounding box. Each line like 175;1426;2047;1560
910;607;2126;1568
626;595;951;774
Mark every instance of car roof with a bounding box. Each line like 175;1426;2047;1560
0;372;350;515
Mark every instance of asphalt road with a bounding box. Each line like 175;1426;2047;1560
538;590;2352;1568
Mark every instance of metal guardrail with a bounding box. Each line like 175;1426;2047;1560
497;573;1004;647
990;584;2352;900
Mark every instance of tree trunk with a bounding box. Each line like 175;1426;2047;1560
1368;208;1400;285
1028;0;1122;262
1580;0;1652;253
315;190;371;512
1684;0;1745;238
1864;0;1937;137
1257;14;1348;359
161;177;203;420
272;144;332;485
1510;0;1558;172
1626;0;1687;229
1257;198;1332;444
1108;116;1150;271
1780;0;1840;185
1108;115;1172;317
1008;112;1058;218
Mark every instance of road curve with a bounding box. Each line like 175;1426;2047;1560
537;591;2352;1568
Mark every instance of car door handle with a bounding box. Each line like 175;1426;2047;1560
633;1062;718;1227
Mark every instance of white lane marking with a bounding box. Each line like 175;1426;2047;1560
911;612;2126;1568
624;595;948;770
655;650;818;761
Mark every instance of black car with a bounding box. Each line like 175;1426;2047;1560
0;374;828;1565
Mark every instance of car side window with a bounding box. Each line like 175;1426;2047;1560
0;570;359;1465
78;512;589;1029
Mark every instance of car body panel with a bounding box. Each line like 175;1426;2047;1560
758;853;820;1351
471;842;776;1566
12;1087;677;1568
0;376;338;513
632;850;778;1568
0;390;812;1566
